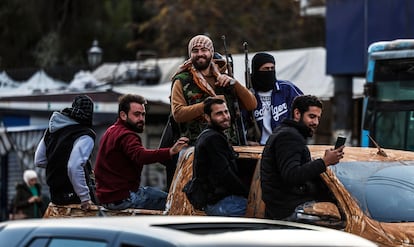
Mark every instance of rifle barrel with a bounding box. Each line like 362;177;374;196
243;42;251;88
221;35;233;77
243;41;261;143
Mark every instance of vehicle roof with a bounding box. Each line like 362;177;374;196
368;39;414;53
234;145;414;163
310;145;414;162
0;216;375;246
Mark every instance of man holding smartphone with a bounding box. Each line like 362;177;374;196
260;95;345;220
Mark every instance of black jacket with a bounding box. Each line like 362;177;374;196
14;183;43;218
44;124;95;204
194;127;249;205
260;119;332;219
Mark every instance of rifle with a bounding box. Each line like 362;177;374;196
221;36;234;77
243;42;252;89
243;42;261;143
221;35;247;145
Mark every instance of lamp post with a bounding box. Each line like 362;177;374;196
87;39;102;69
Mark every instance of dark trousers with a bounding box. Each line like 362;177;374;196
50;192;80;205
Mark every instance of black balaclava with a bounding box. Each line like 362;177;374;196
251;52;276;92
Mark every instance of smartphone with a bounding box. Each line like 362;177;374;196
334;136;346;149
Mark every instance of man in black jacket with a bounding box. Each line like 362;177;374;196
193;97;249;216
261;95;345;220
35;95;96;211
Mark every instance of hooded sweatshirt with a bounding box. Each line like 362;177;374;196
34;112;95;203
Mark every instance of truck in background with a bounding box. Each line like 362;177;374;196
361;39;414;150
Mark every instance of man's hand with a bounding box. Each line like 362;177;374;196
80;200;94;211
322;145;345;167
169;137;189;156
215;74;236;87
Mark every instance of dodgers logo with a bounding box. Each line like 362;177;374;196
254;103;288;122
272;103;288;121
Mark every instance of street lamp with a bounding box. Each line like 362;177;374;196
87;39;102;69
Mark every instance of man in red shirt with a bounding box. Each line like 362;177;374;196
94;94;188;210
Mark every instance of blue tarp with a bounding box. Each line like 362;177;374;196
326;0;414;75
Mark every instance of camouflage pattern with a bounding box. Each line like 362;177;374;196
43;203;164;218
173;72;240;145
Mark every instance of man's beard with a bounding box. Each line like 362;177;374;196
299;116;316;137
126;118;144;133
192;55;211;70
210;117;230;131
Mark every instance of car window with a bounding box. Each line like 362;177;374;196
331;161;414;223
365;165;414;222
28;238;107;247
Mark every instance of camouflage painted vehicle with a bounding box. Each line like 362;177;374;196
44;145;414;247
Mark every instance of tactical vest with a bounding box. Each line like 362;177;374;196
173;72;240;145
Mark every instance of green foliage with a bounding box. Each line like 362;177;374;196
32;32;60;68
137;0;324;57
0;0;324;69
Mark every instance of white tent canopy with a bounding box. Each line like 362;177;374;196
17;69;67;93
68;70;99;90
0;71;19;89
0;47;364;102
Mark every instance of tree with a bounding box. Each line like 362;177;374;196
0;0;324;69
135;0;325;57
0;0;140;69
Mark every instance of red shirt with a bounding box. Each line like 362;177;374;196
94;119;171;203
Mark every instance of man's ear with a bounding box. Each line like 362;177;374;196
204;113;211;123
120;111;127;121
293;108;301;121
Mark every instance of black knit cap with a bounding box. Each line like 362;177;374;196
61;95;94;126
251;52;275;74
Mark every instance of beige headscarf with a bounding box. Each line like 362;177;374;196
173;35;223;96
187;35;214;57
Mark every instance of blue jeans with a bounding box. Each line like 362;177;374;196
103;186;167;210
205;195;247;217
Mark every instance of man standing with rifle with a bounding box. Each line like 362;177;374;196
248;52;303;145
170;34;257;146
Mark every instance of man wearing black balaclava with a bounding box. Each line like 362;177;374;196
250;52;303;145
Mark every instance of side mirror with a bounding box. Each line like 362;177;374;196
291;201;344;229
